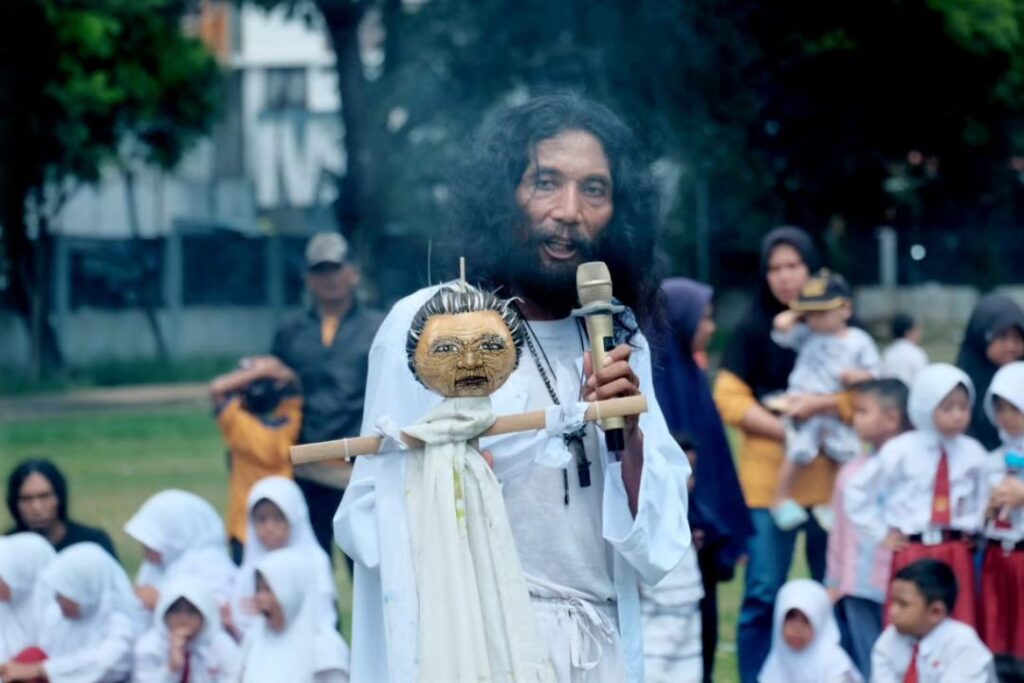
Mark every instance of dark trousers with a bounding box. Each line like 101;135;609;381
295;476;353;574
697;545;721;683
736;508;827;683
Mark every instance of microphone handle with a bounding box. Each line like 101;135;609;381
583;313;626;452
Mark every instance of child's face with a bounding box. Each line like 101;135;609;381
254;573;285;632
252;499;291;551
852;393;902;447
164;597;204;639
907;324;924;345
803;303;851;335
56;593;82;619
933;385;971;438
889;579;945;637
994;396;1024;438
781;609;814;651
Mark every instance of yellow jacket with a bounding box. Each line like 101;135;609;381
713;369;848;509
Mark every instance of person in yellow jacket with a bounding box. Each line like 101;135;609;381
713;226;852;683
210;356;302;564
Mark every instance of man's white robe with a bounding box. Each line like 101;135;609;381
334;284;691;683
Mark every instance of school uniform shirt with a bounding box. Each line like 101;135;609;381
881;338;929;389
229;477;336;636
983;361;1024;542
216;394;301;543
38;542;144;683
334;284;691;683
0;533;56;661
844;364;990;541
871;620;996;683
826;452;891;603
238;548;349;683
132;577;240;683
124;490;236;608
758;579;862;683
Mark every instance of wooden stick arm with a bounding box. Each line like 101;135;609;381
290;394;648;465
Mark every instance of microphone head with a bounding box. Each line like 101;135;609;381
576;261;614;307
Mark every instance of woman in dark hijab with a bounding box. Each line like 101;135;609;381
651;277;753;683
714;226;854;683
956;293;1024;449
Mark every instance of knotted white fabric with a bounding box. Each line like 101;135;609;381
402;396;557;683
539;402;590;468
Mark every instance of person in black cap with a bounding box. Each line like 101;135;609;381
270;232;383;567
767;269;881;533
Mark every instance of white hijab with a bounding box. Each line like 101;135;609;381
38;542;143;656
135;576;238;682
0;533;56;660
231;477;335;634
759;579;862;683
985;361;1024;449
909;363;975;438
124;490;236;598
239;548;349;683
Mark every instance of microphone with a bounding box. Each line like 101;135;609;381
574;261;627;453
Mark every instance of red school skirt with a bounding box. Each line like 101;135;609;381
886;539;977;627
979;543;1024;657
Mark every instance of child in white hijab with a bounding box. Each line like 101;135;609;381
238;548;349;683
124;490;236;614
0;533;55;662
758;579;862;683
226;477;336;639
132;577;240;683
0;542;142;683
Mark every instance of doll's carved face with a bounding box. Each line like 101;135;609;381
414;310;517;397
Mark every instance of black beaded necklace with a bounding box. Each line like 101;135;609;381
516;306;592;505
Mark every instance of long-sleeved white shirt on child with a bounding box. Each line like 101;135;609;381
42;611;135;683
984;439;1024;544
870;620;995;683
844;430;990;542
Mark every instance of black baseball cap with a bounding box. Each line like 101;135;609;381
790;269;852;312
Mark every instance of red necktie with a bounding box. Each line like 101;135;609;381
930;448;951;527
903;643;919;683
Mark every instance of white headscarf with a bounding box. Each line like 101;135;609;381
908;363;975;436
231;477;335;635
124;489;236;599
0;533;55;660
134;576;239;682
239;548;349;683
759;579;862;683
985;361;1024;448
38;542;143;656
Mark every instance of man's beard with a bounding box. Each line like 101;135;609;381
504;230;600;317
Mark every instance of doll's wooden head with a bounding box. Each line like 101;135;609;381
406;284;524;398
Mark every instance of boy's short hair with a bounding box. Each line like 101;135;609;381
891;313;916;340
854;378;911;430
894;559;958;613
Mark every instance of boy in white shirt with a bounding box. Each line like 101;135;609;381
881;313;928;388
770;270;880;532
978;361;1024;681
844;363;990;628
872;558;995;683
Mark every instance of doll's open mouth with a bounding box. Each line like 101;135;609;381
455;376;488;388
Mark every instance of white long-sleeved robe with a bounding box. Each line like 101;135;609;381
333;284;691;683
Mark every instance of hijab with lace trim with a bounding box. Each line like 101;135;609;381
758;579;862;683
0;533;55;660
239;548;350;683
230;477;336;635
908;363;975;441
124;489;236;602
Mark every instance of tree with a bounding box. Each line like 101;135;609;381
0;0;220;376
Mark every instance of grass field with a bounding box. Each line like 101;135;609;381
0;405;824;683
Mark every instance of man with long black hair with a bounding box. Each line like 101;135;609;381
6;458;118;559
335;93;691;683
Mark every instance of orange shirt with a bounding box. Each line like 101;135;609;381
713;369;845;508
216;396;302;541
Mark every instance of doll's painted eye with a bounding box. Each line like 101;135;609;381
432;342;458;354
480;341;506;352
